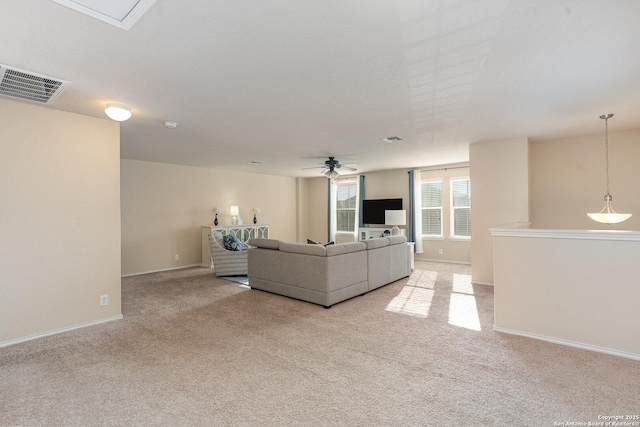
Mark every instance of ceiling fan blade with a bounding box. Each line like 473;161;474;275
302;157;358;172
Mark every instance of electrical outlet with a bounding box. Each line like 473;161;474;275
438;249;443;255
175;254;180;261
99;295;108;306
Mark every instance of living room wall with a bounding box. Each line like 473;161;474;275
120;159;297;276
298;177;328;244
0;98;122;347
469;137;530;285
300;167;472;263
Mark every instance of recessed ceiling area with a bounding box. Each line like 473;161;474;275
4;1;640;178
50;0;156;30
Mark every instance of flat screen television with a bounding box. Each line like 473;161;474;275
362;198;403;225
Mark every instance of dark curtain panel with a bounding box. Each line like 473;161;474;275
358;175;365;228
408;170;416;247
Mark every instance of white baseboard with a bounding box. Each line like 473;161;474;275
0;315;123;349
493;326;640;361
121;263;202;278
471;280;494;286
414;257;471;265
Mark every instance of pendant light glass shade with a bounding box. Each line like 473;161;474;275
587;193;632;224
587;114;631;224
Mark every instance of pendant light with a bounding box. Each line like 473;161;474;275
587;114;632;224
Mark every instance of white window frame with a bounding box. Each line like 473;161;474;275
450;177;471;240
420;179;443;239
335;180;358;234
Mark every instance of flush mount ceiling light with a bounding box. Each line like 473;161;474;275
587;113;632;224
163;121;177;128
105;103;131;121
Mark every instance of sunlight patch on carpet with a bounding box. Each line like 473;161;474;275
385;270;436;317
448;273;481;331
406;269;437;288
452;272;474;294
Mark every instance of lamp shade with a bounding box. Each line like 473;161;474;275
385;210;406;226
230;206;239;216
104;103;132;121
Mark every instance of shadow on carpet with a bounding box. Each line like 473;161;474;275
219;276;249;285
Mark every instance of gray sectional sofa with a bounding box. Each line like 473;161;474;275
247;236;411;308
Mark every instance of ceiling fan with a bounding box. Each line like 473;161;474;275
302;156;358;178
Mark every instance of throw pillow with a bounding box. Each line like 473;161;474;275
223;235;244;251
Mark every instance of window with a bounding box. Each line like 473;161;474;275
336;182;357;232
421;180;442;236
451;178;471;238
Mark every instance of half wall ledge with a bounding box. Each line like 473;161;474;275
491;226;640;360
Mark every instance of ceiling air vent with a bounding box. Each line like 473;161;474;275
0;65;69;105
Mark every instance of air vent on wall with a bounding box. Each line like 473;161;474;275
0;65;69;105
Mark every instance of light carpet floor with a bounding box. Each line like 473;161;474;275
1;261;638;426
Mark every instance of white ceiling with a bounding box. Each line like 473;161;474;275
2;0;640;177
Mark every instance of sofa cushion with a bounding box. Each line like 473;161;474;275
280;242;327;256
326;242;366;257
223;235;244;251
387;235;407;245
248;238;281;249
364;237;389;250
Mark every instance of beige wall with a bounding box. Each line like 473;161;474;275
0;99;121;346
492;229;640;359
298;177;329;244
295;178;307;242
362;169;409;202
121;159;297;275
469;138;530;285
530;128;640;230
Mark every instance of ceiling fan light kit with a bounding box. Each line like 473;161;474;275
324;169;339;179
302;156;357;180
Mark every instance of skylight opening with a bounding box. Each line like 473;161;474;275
50;0;157;30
